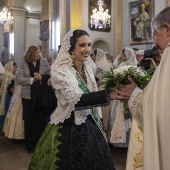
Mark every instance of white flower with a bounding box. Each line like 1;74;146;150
113;65;146;80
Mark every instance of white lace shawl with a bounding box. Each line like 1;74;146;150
50;63;102;125
49;29;102;125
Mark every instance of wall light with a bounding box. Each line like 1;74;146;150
0;7;14;26
90;0;111;29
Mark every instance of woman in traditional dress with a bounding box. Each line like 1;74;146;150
0;62;16;126
107;47;137;147
28;29;117;170
94;48;111;81
3;82;24;139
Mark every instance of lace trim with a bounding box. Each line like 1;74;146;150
50;65;83;125
128;87;142;114
110;87;141;143
74;110;91;125
50;64;104;125
110;101;129;143
75;102;110;111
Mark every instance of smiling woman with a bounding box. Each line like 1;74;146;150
28;29;117;170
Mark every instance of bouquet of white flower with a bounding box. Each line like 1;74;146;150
101;65;153;119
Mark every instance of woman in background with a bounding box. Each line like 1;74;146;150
107;47;137;147
16;45;50;153
3;81;24;139
94;48;111;81
0;62;16;126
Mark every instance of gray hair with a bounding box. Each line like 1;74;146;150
152;7;170;28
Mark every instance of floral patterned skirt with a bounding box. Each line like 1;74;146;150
28;114;115;170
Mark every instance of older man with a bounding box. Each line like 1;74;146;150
116;7;170;170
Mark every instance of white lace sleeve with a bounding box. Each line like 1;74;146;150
50;66;83;125
128;87;142;115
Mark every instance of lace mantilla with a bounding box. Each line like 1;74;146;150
95;48;111;72
53;29;75;69
119;47;137;67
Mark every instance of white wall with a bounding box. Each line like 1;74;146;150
122;0;166;50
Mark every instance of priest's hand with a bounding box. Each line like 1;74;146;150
115;76;138;101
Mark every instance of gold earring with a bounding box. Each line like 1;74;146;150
70;52;76;61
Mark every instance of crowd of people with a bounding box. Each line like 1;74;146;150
0;6;169;170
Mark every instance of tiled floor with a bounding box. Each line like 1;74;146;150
0;127;127;170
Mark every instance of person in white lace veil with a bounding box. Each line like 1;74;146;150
118;47;138;67
3;82;24;139
115;7;170;170
28;29;118;170
107;47;138;148
94;48;112;81
113;47;137;69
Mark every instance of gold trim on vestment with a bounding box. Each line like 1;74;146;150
133;131;143;169
133;88;145;169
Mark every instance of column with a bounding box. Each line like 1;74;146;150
10;7;27;65
41;0;50;58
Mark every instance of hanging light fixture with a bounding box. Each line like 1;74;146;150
0;7;14;26
90;0;111;29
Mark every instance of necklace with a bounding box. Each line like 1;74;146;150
73;64;87;84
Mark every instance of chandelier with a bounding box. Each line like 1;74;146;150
90;0;111;29
0;7;14;26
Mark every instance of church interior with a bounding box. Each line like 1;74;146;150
0;0;169;170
